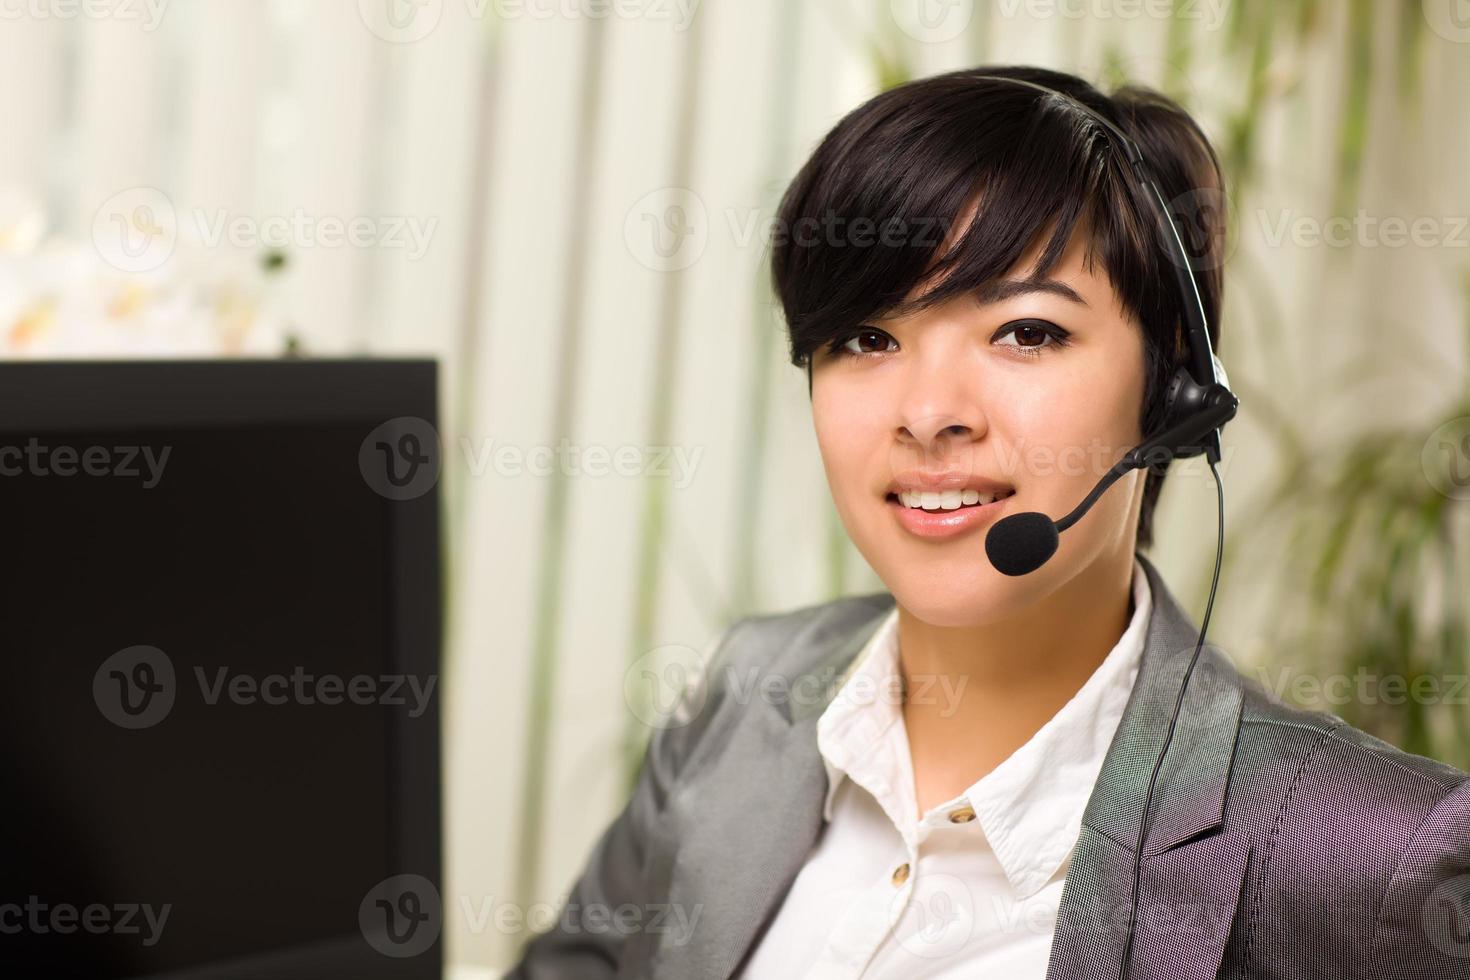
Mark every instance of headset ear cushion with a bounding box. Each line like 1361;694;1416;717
1152;367;1206;466
1159;367;1189;427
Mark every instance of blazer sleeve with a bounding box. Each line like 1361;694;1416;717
502;621;740;979
1372;774;1470;978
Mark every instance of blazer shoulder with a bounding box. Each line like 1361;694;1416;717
668;591;893;735
1230;678;1467;874
1220;668;1470;974
1235;675;1469;793
716;589;895;681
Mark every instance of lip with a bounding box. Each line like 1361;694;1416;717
886;491;1013;539
887;471;1014;497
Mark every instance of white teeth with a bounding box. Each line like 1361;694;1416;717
897;488;1012;510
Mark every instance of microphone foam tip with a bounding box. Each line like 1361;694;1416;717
985;512;1059;576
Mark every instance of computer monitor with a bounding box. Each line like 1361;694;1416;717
0;359;443;979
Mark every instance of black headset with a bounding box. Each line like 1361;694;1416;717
966;74;1239;980
805;73;1240;980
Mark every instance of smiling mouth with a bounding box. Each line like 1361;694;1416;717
885;488;1016;512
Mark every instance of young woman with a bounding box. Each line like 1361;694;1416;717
508;65;1470;980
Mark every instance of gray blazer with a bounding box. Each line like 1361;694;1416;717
507;552;1470;979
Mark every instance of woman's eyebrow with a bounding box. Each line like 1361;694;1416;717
973;277;1090;308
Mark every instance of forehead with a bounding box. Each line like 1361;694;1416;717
900;200;1125;321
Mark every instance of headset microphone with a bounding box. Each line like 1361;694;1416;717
971;72;1239;980
985;384;1237;577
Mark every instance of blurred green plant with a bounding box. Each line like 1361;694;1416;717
1216;268;1470;770
1202;0;1469;769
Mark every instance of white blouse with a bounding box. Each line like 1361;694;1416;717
736;556;1153;978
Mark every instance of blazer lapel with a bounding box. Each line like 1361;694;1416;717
652;597;893;980
1045;552;1248;980
653;551;1247;980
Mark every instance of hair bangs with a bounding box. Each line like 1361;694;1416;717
773;74;1161;369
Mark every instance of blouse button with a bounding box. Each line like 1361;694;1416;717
891;863;910;886
948;805;977;824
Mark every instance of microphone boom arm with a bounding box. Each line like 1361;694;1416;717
1055;388;1238;534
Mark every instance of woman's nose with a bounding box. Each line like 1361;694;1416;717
892;417;984;481
903;418;973;451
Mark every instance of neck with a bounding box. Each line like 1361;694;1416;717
896;549;1138;813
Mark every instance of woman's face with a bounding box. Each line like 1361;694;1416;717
809;222;1148;628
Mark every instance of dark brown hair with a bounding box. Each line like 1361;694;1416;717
769;64;1227;551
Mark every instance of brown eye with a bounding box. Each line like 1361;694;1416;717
1013;324;1047;346
995;318;1071;355
833;328;897;357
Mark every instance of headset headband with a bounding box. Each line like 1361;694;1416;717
977;74;1222;394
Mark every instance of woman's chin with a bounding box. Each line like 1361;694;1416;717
884;567;1027;628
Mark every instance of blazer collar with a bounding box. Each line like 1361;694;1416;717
654;551;1246;980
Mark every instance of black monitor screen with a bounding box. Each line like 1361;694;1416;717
0;361;442;980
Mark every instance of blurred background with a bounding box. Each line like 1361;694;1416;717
2;0;1468;975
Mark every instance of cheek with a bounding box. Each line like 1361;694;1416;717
812;389;882;500
1003;357;1144;485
